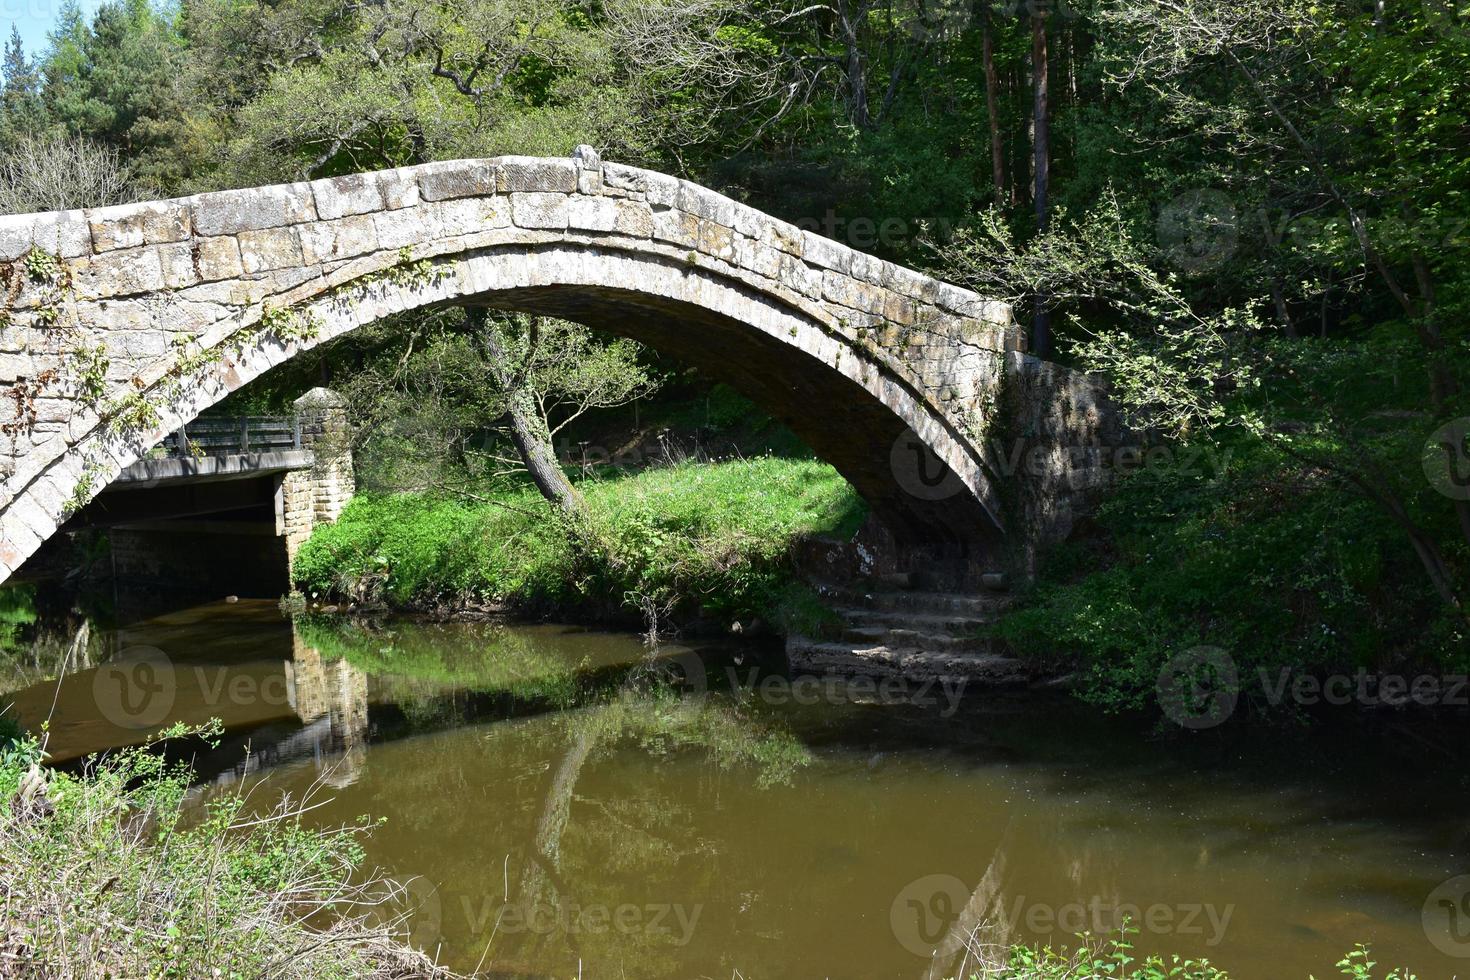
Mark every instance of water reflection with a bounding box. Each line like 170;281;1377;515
5;601;1470;977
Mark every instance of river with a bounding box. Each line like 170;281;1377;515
3;595;1469;978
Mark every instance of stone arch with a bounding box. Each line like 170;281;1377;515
0;152;1033;584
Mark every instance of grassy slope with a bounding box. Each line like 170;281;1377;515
293;457;865;627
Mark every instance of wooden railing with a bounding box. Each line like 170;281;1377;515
159;415;303;457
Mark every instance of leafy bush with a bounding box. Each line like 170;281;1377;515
293;457;865;627
0;724;458;978
997;425;1468;718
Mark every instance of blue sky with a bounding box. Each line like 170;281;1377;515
4;0;103;56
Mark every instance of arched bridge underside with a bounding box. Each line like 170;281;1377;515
0;151;1108;585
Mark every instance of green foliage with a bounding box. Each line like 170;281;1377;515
979;932;1412;980
0;721;456;977
293;457;865;625
998;423;1467;716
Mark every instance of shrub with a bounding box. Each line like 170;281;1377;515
0;724;459;979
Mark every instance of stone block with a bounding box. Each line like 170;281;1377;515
373;204;438;250
34;211;94;257
499;157;577;194
933;281;985;317
377;168;421;210
238;227;303;273
418;161;498;201
312;173;386;220
0;215;34;261
194;237;244;281
651;209;700;249
299;216;379;265
676;182;738;227
566;197;619;233
192;183;316;236
697;220;735;262
439;197;510;237
73;246;166;298
640;171;680;209
157;242;198;289
511;193;569;230
735;238;782;279
88;201;190;252
802;231;851;274
779;253;820;299
613;200;654;237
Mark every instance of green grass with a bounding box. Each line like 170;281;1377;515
292;457;866;627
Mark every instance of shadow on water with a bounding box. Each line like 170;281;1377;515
4;590;1470;978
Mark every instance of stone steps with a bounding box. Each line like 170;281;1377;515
785;637;1028;685
789;576;1028;688
816;585;1014;618
834;605;996;634
839;623;988;652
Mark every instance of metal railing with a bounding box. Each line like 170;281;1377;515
159;415;303;458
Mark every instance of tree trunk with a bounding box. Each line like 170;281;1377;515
470;309;585;518
1030;10;1051;356
982;3;1005;205
836;0;872;128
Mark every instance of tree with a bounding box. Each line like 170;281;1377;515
1;28;47;142
1029;0;1051;355
331;309;659;516
0;131;138;213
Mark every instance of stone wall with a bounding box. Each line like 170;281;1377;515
994;352;1127;580
278;388;354;574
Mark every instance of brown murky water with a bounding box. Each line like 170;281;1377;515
5;597;1470;979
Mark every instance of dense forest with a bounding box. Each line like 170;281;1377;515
2;0;1466;710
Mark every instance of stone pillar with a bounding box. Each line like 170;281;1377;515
281;387;355;573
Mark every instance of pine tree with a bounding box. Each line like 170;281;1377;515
0;27;47;143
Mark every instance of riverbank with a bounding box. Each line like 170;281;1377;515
291;456;865;636
289;447;1470;728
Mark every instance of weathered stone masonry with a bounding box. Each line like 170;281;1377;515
0;149;1111;585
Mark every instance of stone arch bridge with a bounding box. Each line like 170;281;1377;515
0;149;1114;587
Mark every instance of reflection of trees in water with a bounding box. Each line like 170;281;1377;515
289;617;812;974
296;617;597;712
503;658;811;974
0;583;103;696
